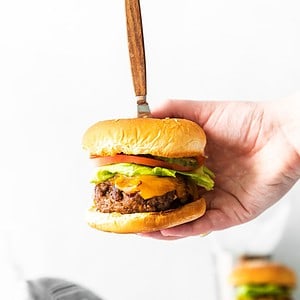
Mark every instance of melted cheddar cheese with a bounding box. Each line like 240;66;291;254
111;175;186;200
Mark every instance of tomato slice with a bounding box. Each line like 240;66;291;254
90;154;202;172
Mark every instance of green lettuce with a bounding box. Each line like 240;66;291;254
236;284;291;298
153;156;199;168
91;163;215;191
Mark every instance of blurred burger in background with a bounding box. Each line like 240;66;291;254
82;117;214;234
229;256;297;300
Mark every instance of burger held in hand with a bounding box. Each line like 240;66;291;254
229;256;297;300
82;118;214;234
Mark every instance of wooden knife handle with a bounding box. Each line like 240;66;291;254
125;0;147;97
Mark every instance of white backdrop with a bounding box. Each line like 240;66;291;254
1;1;300;299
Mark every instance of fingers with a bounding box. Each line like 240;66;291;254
151;99;219;127
160;213;214;238
137;232;184;240
151;99;197;119
138;213;214;240
138;207;237;240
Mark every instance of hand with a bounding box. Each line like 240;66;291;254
140;97;300;240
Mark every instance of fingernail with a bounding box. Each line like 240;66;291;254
199;231;212;237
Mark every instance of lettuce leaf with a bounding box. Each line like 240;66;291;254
236;284;291;298
91;163;215;191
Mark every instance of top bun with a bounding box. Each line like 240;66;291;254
82;118;206;158
229;259;297;288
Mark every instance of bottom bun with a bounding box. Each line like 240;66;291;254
86;198;206;234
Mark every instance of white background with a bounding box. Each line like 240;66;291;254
0;1;300;299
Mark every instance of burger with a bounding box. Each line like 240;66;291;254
82;117;214;234
229;256;297;300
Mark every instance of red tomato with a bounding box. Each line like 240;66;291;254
90;154;201;172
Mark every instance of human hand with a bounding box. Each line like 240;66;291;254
140;97;300;240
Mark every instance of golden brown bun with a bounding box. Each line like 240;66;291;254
86;198;206;234
229;259;297;288
82;118;206;158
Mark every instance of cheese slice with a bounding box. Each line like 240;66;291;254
111;175;186;200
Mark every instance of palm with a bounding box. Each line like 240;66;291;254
203;102;297;229
204;102;271;228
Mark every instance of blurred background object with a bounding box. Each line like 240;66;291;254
0;0;299;299
210;196;292;299
27;277;103;300
228;255;297;299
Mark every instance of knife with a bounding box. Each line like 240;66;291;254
125;0;152;117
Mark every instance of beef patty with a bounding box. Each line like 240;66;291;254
94;176;203;214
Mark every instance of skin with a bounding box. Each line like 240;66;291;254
140;94;300;240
